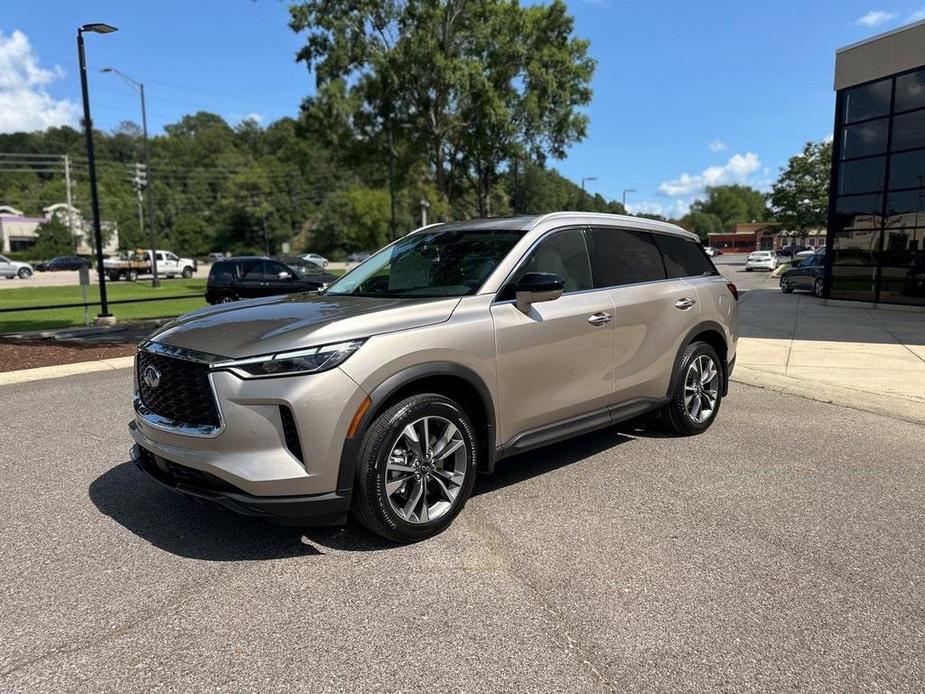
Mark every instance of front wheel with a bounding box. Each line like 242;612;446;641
17;267;32;279
780;277;793;293
813;278;824;298
660;342;723;436
353;393;478;543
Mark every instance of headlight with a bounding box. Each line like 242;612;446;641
213;340;365;378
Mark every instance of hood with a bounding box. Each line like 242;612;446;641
147;293;461;358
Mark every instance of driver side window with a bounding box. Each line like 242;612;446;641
510;229;593;294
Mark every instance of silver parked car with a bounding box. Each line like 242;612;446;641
0;254;33;279
130;213;738;542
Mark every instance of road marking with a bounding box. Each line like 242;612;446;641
0;356;134;387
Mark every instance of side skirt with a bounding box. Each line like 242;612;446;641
497;397;669;461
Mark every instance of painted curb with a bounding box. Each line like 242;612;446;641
732;365;925;426
0;356;135;387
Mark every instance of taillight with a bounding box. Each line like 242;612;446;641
726;282;739;301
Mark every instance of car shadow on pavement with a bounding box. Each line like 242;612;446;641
89;462;336;561
90;423;649;559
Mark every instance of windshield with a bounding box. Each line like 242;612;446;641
326;228;523;298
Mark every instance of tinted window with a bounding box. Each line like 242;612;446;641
209;261;238;283
837;156;886;195
888;149;925;190
895;69;925;112
654;234;717;278
891;110;925;151
245;260;289;281
587;227;665;287
843;79;892;123
841;118;888;159
511;228;593;293
886;190;925;226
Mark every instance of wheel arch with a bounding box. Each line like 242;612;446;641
337;362;498;491
669;321;731;398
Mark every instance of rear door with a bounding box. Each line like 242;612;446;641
588;227;701;405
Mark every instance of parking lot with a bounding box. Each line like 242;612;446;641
2;366;923;692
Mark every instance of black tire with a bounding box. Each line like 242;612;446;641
109;271;120;282
17;267;32;279
127;269;139;282
353;393;478;543
182;266;194;279
745;267;753;272
660;341;724;436
219;293;237;303
780;276;793;293
813;278;824;298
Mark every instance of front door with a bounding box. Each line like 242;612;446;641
491;227;615;442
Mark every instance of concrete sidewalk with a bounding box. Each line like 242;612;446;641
733;288;925;423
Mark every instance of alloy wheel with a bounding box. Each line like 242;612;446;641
684;355;720;424
384;415;468;524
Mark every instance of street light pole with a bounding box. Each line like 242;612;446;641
580;176;597;210
102;67;159;287
77;22;118;322
622;188;637;209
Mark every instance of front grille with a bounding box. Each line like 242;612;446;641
163;459;237;493
137;349;221;427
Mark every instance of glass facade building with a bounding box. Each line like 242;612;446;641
828;23;925;306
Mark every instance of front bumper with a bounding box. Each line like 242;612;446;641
130;443;350;526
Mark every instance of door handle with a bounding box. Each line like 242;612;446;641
674;297;697;310
588;312;613;326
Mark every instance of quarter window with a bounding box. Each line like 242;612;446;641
509;228;593;294
654;234;717;278
587;227;666;287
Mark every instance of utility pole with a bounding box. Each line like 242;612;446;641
622;188;637;209
420;198;430;227
580;176;597;210
133;162;145;250
63;154;75;247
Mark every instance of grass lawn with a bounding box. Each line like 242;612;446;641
0;279;208;334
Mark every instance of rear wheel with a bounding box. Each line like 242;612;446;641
660;342;723;436
219;293;237;303
181;266;194;279
353;393;477;543
813;278;824;298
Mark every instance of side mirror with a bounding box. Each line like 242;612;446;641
278;271;292;280
515;272;565;313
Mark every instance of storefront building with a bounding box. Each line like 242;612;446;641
827;20;925;306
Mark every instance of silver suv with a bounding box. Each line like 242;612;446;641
130;213;738;542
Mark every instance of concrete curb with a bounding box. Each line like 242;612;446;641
732;365;925;426
0;356;135;387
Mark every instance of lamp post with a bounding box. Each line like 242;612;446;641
622;188;637;209
580;176;597;210
101;67;160;287
77;22;118;322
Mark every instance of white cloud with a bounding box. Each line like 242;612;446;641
855;10;896;27
658;152;762;197
243;112;264;124
708;139;728;152
909;8;925;22
0;30;79;133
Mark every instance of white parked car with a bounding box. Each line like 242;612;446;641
300;253;329;268
704;246;719;257
0;254;33;279
745;250;778;271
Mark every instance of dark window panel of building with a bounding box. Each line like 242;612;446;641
891;109;925;151
886;189;925;226
837;156;887;195
843;79;892;123
894;68;925;112
841;118;889;159
878;228;925;303
833;193;883;234
888;148;925;189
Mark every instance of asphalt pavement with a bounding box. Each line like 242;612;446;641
1;369;923;692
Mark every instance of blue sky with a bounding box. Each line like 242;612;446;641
3;1;925;216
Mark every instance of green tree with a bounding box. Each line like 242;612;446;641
678;211;724;241
769;140;832;232
32;215;74;257
313;185;391;255
289;0;595;217
691;184;768;229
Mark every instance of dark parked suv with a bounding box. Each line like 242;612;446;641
205;256;331;304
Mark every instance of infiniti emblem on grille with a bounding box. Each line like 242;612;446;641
142;365;161;389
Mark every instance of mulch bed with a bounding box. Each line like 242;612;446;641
0;341;137;373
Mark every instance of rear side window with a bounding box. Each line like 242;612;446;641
655;235;717;278
587;227;666;287
510;228;593;294
209;261;238;283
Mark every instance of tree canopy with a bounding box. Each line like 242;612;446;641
769;140;832;231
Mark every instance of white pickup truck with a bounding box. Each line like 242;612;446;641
103;249;197;281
